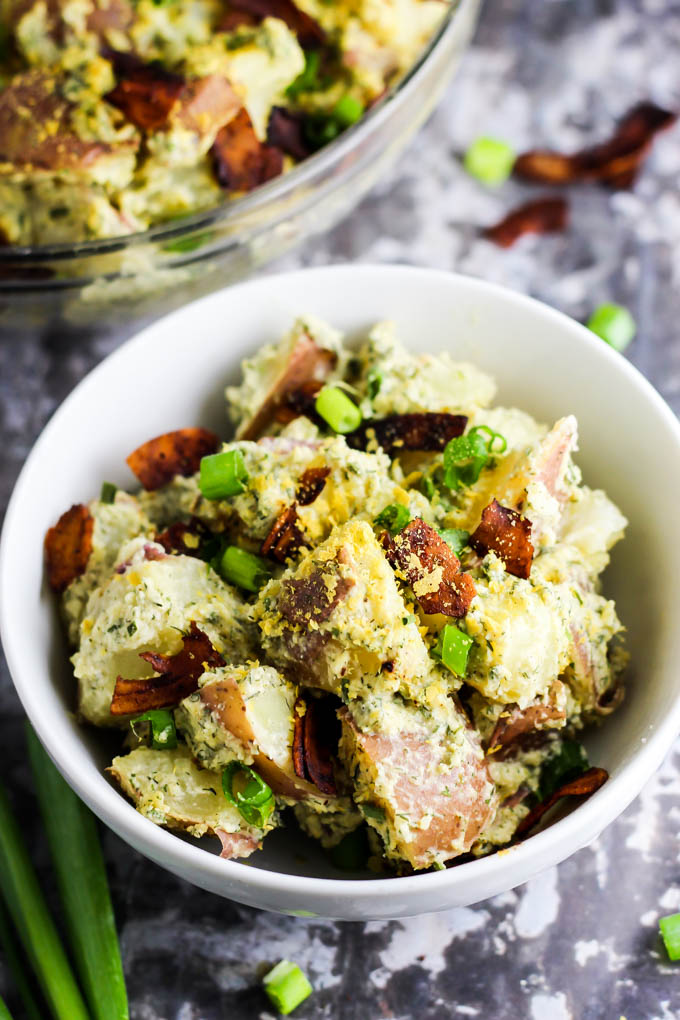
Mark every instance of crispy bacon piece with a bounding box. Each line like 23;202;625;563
126;428;219;491
106;65;184;132
346;412;468;455
382;518;476;618
292;696;338;796
110;622;225;715
261;504;305;562
469;499;534;579
515;766;608;838
212;107;283;192
296;466;330;505
273;379;325;427
487;689;566;757
44;504;94;593
267;106;312;161
155;518;211;558
237;331;336;439
483;197;569;248
220;0;326;47
514;102;677;190
279;569;355;628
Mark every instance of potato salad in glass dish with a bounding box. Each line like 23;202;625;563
44;317;627;874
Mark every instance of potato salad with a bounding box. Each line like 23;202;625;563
45;318;627;873
0;0;447;245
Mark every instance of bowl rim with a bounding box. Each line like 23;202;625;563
3;264;680;907
0;0;471;265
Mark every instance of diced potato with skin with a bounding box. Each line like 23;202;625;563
176;664;328;802
226;315;345;440
353;321;497;418
222;434;433;545
256;520;445;708
62;492;152;646
109;745;271;858
338;697;496;870
558;486;627;577
73;537;257;727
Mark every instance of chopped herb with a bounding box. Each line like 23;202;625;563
443;425;507;490
286;50;321;99
438;528;469;556
130;710;177;750
222;762;274;828
126;622;137;636
374;504;411;534
432;624;473;676
367;369;382;400
361;803;385;822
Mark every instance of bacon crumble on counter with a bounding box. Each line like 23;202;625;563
483;197;569;248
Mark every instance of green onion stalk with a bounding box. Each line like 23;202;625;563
0;900;43;1020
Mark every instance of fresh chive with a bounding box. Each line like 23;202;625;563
262;960;313;1015
0;901;43;1020
659;912;680;961
218;545;271;593
538;740;588;801
463;136;516;185
333;94;364;127
100;481;117;504
374;504;410;534
199;449;248;500
361;803;385;822
586;303;636;353
130;709;177;750
0;995;12;1020
438;528;469;556
222;762;274;828
0;779;90;1020
443;425;506;490
329;827;369;870
286;49;321;99
432;624;473;676
315;386;362;434
26;726;129;1020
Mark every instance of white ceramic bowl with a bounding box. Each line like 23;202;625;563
3;266;680;921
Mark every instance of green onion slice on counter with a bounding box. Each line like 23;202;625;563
262;960;313;1015
443;425;507;490
130;709;177;750
199;449;248;500
659;913;680;961
432;624;474;676
463;136;516;185
315;386;362;434
218;545;271;593
586;303;636;353
222;763;275;828
374;504;411;534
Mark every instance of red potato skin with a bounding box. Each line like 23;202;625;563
339;709;496;868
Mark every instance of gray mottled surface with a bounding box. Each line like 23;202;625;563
2;0;680;1017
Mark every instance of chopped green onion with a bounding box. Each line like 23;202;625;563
0;779;90;1020
0;995;11;1020
0;902;43;1020
263;960;313;1015
222;762;275;828
443;425;506;490
218;545;271;593
420;474;436;500
315;386;362;434
199;449;248;500
659;912;680;961
463;136;516;185
432;624;473;676
366;369;382;400
586;303;636;353
163;230;213;254
374;504;411;534
26;727;129;1020
286;49;321;99
333;94;364;127
361;802;385;822
330;827;369;870
130;709;177;750
438;528;469;556
100;481;117;504
538;740;588;800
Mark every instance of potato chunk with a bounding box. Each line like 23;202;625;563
73;538;256;727
109;746;271;858
176;664;327;801
339;697;496;870
256;520;437;705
